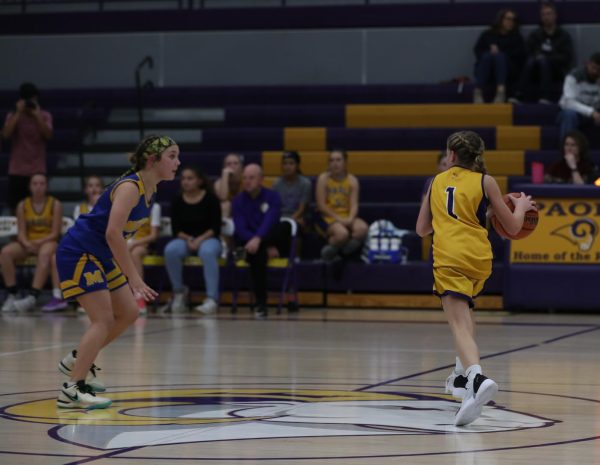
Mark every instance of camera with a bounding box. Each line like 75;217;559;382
25;99;37;110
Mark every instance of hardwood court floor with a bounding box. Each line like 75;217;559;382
0;308;599;465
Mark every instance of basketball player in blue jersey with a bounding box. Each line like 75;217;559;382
55;135;180;409
416;131;536;426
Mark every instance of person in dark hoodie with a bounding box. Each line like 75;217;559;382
511;2;573;103
473;8;525;104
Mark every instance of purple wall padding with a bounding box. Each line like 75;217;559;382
504;264;600;310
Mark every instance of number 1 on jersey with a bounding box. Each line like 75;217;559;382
445;186;459;220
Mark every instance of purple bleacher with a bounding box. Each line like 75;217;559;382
329;127;496;150
199;128;282;151
225;105;345;127
0;84;473;109
359;176;429;203
513;104;560;126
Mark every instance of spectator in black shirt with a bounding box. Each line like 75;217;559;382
512;2;573;103
163;166;222;314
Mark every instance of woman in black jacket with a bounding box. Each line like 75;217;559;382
473;8;525;103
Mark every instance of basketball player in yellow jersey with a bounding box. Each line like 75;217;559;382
417;131;536;426
0;173;63;312
316;149;368;262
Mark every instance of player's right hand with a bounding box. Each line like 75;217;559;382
129;277;158;302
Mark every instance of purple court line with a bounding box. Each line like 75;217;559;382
61;446;146;465
356;325;600;392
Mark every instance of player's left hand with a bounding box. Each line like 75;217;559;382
129;276;158;302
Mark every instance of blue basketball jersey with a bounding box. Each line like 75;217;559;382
61;172;156;259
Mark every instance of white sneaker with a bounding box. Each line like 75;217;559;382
194;298;218;315
1;294;17;312
171;287;189;314
13;295;36;312
59;350;106;392
445;372;468;399
454;374;498;426
57;382;112;409
76;305;86;315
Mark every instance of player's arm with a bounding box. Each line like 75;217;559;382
483;175;535;236
106;182;157;301
347;175;360;222
38;199;63;244
416;183;433;237
15;201;31;249
316;173;341;221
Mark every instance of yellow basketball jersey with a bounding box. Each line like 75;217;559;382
324;175;351;222
24;196;55;241
79;202;90;215
430;166;492;278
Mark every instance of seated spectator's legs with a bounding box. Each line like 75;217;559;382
0;241;28;290
492;52;508;87
31;241;56;292
321;221;350;261
558;110;581;145
164;239;188;293
342;218;368;256
474;52;494;90
245;246;268;308
198;238;222;303
245;222;292;312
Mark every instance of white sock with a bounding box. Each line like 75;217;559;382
466;364;482;384
53;288;62;299
454;356;465;375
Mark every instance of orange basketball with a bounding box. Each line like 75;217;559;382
490;193;538;240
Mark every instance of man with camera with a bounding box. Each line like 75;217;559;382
2;82;53;213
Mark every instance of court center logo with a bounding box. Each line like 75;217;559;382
551;218;598;251
1;388;556;450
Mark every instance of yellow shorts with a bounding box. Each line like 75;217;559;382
433;266;489;308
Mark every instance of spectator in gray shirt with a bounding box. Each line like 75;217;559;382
272;151;312;231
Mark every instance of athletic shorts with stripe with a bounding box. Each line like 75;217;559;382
57;244;128;300
433;266;489;309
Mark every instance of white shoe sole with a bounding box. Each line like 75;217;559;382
57;393;112;410
58;360;106;393
454;379;498;426
446;387;466;399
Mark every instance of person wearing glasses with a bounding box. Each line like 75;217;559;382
473;9;525;104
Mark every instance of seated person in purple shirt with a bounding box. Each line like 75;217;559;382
232;164;291;320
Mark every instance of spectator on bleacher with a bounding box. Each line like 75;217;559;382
42;175;104;312
511;2;573;104
0;173;62;312
272;151;311;231
422;151;450;201
545;130;599;185
128;202;161;315
2;83;53;213
316;149;368;262
473;9;525;104
557;52;600;144
214;153;244;219
233;164;291;320
163;166;222;315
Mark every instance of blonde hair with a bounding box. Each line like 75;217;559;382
446;131;487;174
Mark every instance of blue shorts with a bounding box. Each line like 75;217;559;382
57;243;128;300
